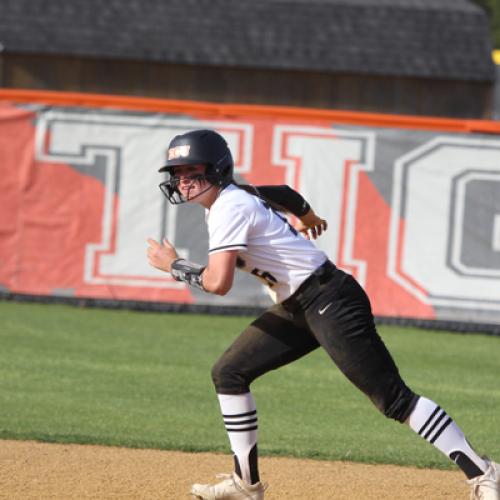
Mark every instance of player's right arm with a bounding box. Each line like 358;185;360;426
201;250;238;295
147;237;237;296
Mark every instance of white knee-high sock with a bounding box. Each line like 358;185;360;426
407;396;487;478
217;392;259;484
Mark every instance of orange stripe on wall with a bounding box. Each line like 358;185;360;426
1;88;500;135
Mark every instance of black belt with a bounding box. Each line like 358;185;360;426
282;259;337;309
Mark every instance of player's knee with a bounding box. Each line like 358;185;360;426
372;381;419;423
211;358;250;394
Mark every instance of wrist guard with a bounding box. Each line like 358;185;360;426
171;258;206;290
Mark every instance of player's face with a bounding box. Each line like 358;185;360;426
172;164;213;202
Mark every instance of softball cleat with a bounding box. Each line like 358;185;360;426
190;472;266;499
467;458;500;500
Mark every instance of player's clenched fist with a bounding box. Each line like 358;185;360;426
294;209;328;240
147;238;179;273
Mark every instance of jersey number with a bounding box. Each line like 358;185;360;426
237;256;278;288
251;268;278;288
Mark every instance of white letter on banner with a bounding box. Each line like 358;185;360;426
388;136;500;310
35;110;253;287
272;125;375;285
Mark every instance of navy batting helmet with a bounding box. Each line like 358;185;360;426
159;129;234;204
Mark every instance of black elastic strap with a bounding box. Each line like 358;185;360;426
171;258;205;290
449;451;485;479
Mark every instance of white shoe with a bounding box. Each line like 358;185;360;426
468;458;500;500
190;472;267;500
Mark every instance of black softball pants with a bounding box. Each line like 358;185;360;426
211;261;419;422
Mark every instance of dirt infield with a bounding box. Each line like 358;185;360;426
0;439;468;499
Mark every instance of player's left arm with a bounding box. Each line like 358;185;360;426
147;238;236;295
255;185;327;240
294;208;328;240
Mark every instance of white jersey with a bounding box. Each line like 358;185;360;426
206;184;328;303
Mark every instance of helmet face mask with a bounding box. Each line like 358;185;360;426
159;129;234;204
159;171;212;204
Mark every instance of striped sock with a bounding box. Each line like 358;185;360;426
218;393;260;485
407;396;487;479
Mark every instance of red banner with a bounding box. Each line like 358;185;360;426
1;92;500;325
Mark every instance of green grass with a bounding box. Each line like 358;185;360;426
1;300;499;469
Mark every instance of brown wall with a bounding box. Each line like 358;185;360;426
0;53;493;119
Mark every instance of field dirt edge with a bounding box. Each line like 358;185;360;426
0;439;468;499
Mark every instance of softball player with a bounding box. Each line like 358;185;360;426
147;129;500;500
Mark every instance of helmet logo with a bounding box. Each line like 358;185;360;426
167;145;191;160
